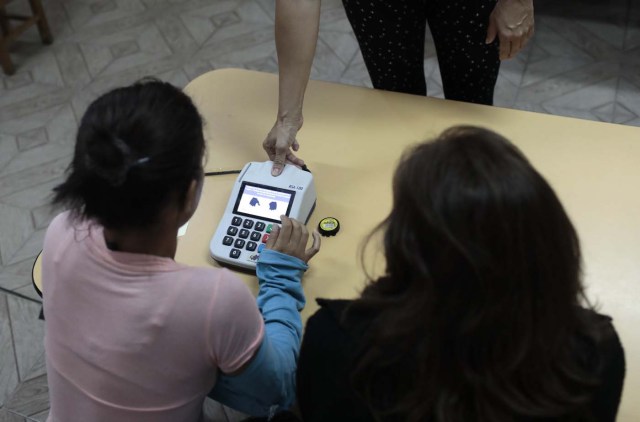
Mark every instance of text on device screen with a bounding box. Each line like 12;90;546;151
233;182;296;223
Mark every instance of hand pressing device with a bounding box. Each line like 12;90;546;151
209;161;316;270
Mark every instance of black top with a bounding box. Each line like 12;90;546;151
296;299;625;422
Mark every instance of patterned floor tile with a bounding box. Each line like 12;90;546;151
63;0;147;32
0;156;71;200
21;350;46;385
0;273;31;293
340;51;372;89
179;0;238;46
528;18;594;61
41;0;75;42
0;80;67;113
498;49;530;87
192;25;275;62
26;409;48;422
576;19;627;50
311;37;348;83
153;12;200;55
0;135;19;172
0;176;65;213
7;295;45;383
0;258;37;292
426;77;444;99
210;0;274;44
0;294;20;407
0;103;70;135
11;285;42;303
0;410;25;422
494;77;520;108
0;87;73;124
51;43;93;88
15;129;48;152
3;375;49;419
182;57;221;82
541;77;618;113
516;61;621;105
319;31;360;66
0;204;34;267
7;229;47;269
615;78;640;125
541;16;624;62
521;56;593;88
540;105;610;123
78;22;173;79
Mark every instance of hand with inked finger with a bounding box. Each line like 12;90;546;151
266;215;321;263
486;0;535;60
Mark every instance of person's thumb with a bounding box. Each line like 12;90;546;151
486;19;497;44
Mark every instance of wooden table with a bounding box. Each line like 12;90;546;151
34;69;640;420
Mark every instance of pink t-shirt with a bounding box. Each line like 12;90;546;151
42;212;264;422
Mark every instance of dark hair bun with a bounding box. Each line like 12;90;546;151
53;79;205;229
85;134;137;187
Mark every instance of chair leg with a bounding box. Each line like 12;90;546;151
0;6;11;37
28;0;52;45
0;41;15;75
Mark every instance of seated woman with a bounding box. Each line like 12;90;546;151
296;126;625;422
41;79;320;422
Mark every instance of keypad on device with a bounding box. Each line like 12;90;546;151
223;216;274;260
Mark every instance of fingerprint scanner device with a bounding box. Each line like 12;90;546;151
210;161;316;270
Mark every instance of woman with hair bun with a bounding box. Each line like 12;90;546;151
42;79;320;422
295;126;625;422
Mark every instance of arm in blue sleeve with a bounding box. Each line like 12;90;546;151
209;249;307;418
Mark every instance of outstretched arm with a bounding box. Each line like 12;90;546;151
209;217;321;417
264;0;321;176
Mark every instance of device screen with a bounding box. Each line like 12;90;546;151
233;182;296;223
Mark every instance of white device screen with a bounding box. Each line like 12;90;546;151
233;182;296;223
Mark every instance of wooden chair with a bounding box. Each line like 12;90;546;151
0;0;53;75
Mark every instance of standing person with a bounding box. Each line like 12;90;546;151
295;126;625;421
41;79;320;421
264;0;535;176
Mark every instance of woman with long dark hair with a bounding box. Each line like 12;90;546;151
295;126;625;422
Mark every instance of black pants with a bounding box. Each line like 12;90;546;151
342;0;500;105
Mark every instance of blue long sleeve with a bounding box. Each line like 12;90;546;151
209;249;307;418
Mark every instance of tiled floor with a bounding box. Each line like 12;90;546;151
0;0;639;419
